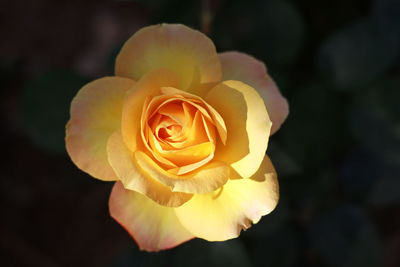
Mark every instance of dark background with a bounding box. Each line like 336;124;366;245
1;0;399;266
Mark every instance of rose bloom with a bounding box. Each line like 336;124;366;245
66;24;288;251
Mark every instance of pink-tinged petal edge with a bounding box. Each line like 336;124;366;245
66;76;135;181
219;51;289;135
109;182;194;252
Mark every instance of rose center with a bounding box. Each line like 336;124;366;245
141;94;218;175
158;124;183;140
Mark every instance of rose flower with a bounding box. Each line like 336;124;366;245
66;24;288;251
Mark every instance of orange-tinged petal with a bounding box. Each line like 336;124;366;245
66;76;135;181
168;153;214;175
149;110;214;167
205;80;272;178
147;125;178;168
157;101;186;125
134;151;230;194
107;131;192;207
154;141;214;166
139;88;220;174
122;68;179;152
146;98;209;147
174;156;279;241
109;182;194;252
152;91;213;123
219;51;289;134
201;113;217;145
115;24;222;90
160;86;227;145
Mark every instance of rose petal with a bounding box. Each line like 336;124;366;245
122;68;179;152
149;109;214;168
66;76;135;181
107;131;192;207
219;51;289;134
205;80;272;178
174;155;279;241
157;101;186;126
160;86;227;145
146;97;210;147
161;107;213;149
109;182;194;252
152;139;214;167
134;151;230;194
115;24;221;90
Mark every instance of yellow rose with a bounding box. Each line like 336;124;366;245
65;24;288;251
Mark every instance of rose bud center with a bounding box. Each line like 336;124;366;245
141;91;218;175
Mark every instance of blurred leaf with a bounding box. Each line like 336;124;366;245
173;239;252;267
339;149;381;201
107;246;141;267
20;70;88;154
281;82;345;167
378;78;400;121
149;0;200;28
213;0;305;68
368;177;400;206
250;225;297;267
348;105;400;164
347;79;400;205
115;0;167;4
372;0;400;43
107;244;172;267
309;168;336;204
0;59;19;86
318;18;398;90
268;141;301;177
368;161;400;205
309;205;383;267
255;0;305;67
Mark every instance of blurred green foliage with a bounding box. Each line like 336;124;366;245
318;19;397;90
309;205;382;267
21;70;88;154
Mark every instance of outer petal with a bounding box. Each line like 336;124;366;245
122;68;179;152
66;77;135;181
134;151;230;194
107;131;192;207
205;80;272;178
109;182;194;252
174;156;279;241
219;51;289;134
115;24;222;91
